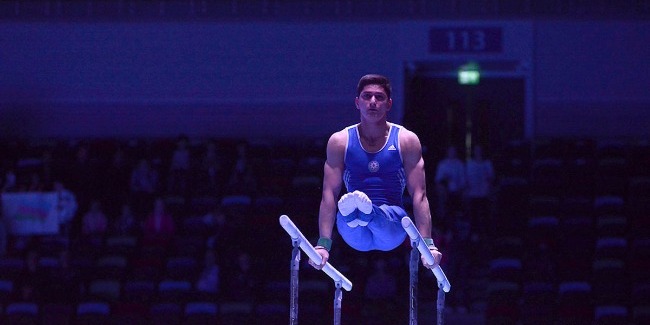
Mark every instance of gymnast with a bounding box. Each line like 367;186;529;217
310;74;443;271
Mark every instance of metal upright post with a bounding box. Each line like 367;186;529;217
290;239;300;325
409;239;419;325
333;282;342;325
437;284;446;325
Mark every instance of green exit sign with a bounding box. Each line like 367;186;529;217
458;62;480;85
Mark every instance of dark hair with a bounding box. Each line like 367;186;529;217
357;74;391;99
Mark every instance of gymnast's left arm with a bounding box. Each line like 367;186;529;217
401;130;442;269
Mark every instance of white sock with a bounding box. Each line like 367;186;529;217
337;192;357;217
353;190;373;214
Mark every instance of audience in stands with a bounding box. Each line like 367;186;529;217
434;145;467;229
464;145;495;239
364;258;398;300
203;206;232;252
16;249;44;302
24;172;45;192
45;248;81;303
130;158;159;218
196;249;220;295
445;218;474;314
112;202;140;236
167;135;191;197
80;199;108;238
197;139;223;196
361;257;402;324
53;180;78;237
224;251;258;302
142;197;176;246
227;143;257;195
0;135;645;323
104;146;131;216
39;148;55;189
1;165;17;192
66;144;96;211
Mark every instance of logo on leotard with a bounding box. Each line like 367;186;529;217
368;160;380;173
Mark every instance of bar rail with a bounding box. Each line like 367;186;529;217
401;217;451;293
279;215;353;292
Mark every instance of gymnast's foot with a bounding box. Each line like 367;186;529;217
338;192;362;227
353;190;373;214
352;191;373;226
338;192;357;217
338;191;373;227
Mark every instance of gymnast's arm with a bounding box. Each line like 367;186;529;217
311;131;346;270
401;129;442;268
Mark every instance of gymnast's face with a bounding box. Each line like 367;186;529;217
355;84;392;121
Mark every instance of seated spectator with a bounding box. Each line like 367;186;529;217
66;144;96;212
81;199;108;239
224;251;257;301
435;145;467;229
40;148;54;189
16;249;45;302
227;143;257;195
44;249;81;303
104;146;132;216
113;202;140;236
196;249;220;295
130;158;159;217
24;172;45;192
142;197;176;246
16;281;39;302
1;166;17;192
53;181;78;237
205;207;233;253
197;140;223;196
167;135;191;196
364;258;397;300
361;257;401;324
464;145;495;239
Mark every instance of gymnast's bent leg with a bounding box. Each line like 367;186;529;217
336;204;408;251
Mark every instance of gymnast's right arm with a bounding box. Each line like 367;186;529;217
311;132;346;270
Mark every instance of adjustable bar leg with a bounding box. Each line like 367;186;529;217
290;240;300;325
333;282;342;325
437;286;446;325
410;240;419;325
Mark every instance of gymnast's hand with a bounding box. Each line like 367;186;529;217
421;247;442;269
309;246;330;270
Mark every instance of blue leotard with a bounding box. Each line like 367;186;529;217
336;123;409;251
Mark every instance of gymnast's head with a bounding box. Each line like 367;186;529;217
357;74;392;100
